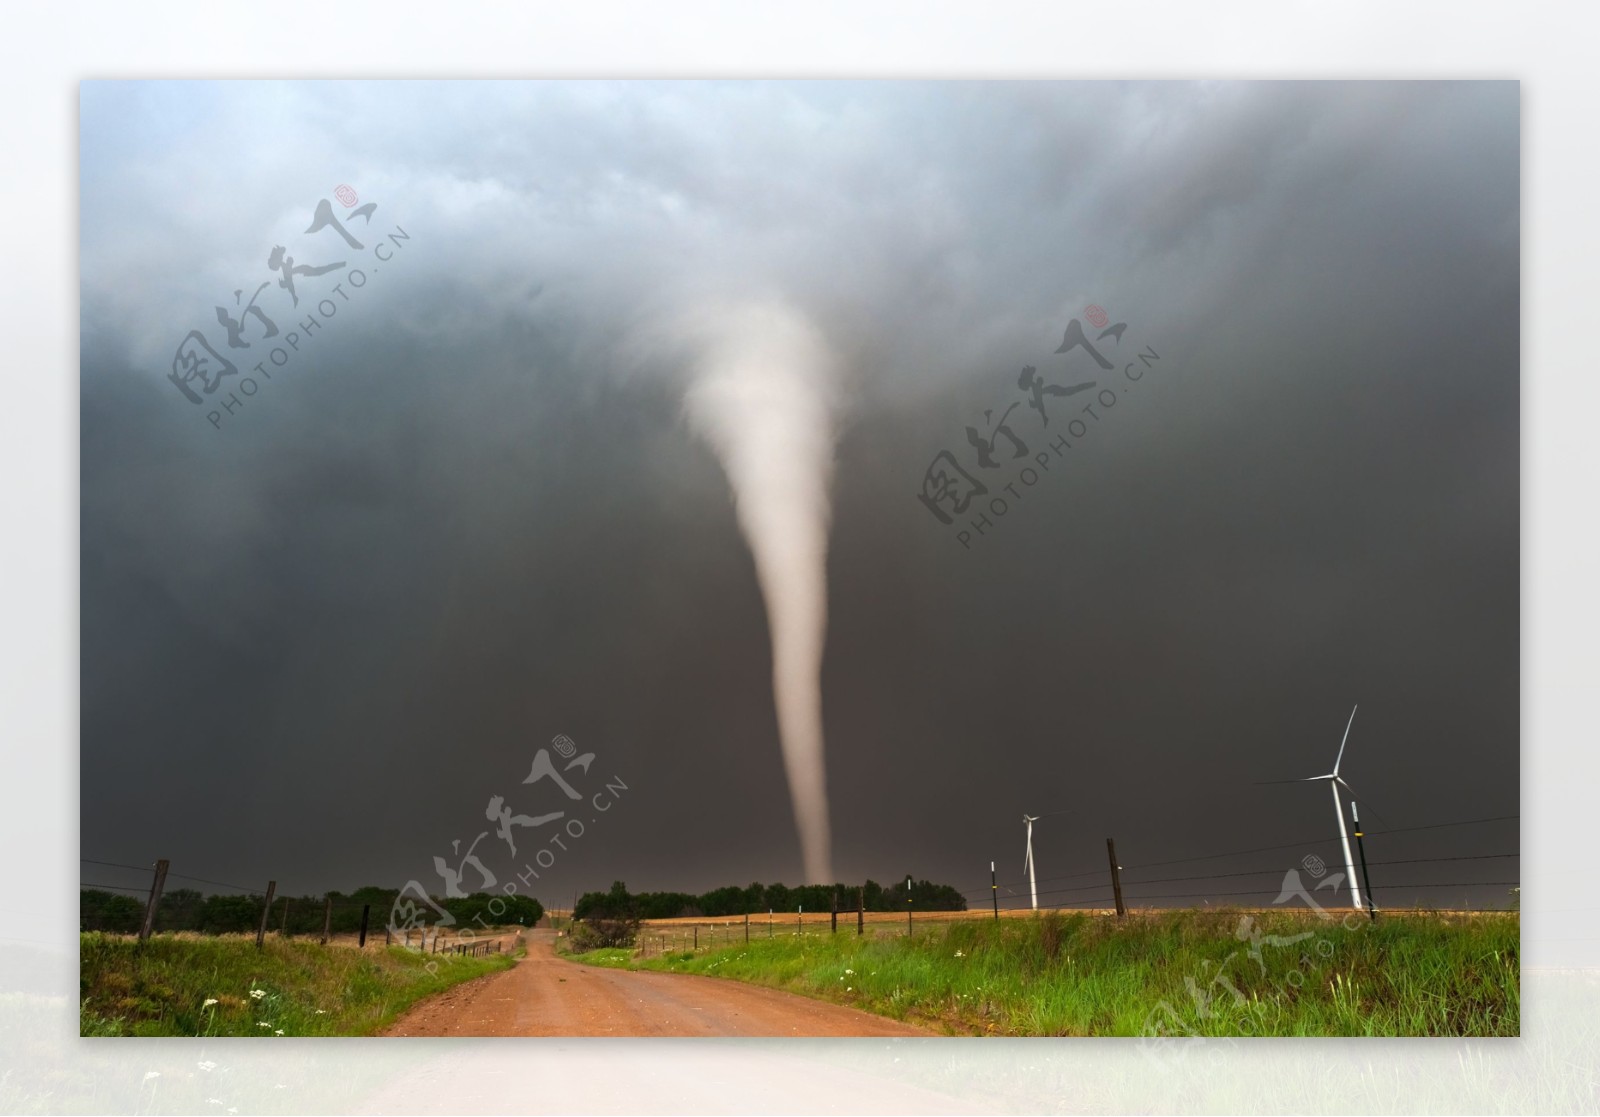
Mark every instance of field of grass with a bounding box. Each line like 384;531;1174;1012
79;931;521;1037
567;908;1518;1037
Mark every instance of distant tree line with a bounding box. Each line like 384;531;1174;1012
574;876;967;921
79;887;542;936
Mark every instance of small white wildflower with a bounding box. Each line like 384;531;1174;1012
846;986;853;992
249;988;266;1000
202;998;218;1008
257;1022;271;1029
142;1071;160;1083
313;1009;326;1015
274;1030;284;1036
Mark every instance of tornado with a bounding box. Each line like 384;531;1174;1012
681;298;838;884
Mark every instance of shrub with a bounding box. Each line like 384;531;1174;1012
571;916;641;950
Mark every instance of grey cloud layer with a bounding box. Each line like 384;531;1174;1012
80;81;1517;901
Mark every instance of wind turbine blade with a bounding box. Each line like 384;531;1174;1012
1335;777;1392;829
1255;776;1330;785
1332;705;1358;775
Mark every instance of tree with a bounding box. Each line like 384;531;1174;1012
80;890;142;933
154;888;205;932
197;893;262;934
440;891;544;928
572;881;640;948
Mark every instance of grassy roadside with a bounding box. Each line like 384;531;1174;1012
80;931;522;1037
562;909;1518;1036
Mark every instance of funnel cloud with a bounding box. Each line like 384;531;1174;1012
681;299;839;884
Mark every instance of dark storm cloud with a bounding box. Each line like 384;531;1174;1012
80;81;1517;912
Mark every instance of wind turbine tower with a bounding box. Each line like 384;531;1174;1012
1023;813;1039;911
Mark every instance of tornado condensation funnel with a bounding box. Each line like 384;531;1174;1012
682;298;838;884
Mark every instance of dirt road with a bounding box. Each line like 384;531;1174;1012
383;929;929;1037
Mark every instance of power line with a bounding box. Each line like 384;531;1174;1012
80;857;155;873
1123;880;1521;902
80;858;272;894
1107;851;1521;892
963;850;1521;905
1368;814;1519;838
974;814;1523;894
80;881;151;894
971;865;1107;895
163;871;269;893
1367;851;1518;869
977;833;1361;893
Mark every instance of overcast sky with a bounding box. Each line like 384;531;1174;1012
79;80;1518;913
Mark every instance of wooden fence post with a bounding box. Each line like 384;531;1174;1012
320;896;332;945
357;903;370;947
255;881;277;949
138;859;169;943
1107;838;1126;918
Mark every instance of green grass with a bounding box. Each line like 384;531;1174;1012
79;932;520;1037
565;909;1518;1036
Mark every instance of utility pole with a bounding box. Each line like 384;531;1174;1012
138;859;169;943
1106;838;1126;918
1351;802;1377;921
991;860;999;921
256;881;277;949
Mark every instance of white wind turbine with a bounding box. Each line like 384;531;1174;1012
1023;813;1040;911
1264;705;1372;911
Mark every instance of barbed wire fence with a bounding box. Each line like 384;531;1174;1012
623;815;1521;956
80;813;1518;955
77;859;526;955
